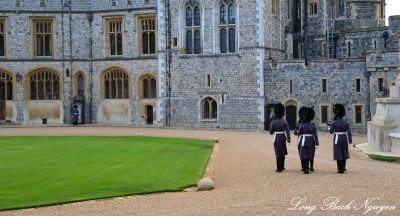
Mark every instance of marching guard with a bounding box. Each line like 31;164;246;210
269;103;291;172
329;104;353;173
297;107;319;174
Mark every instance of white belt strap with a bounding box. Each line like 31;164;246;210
334;132;348;145
300;134;314;147
273;132;285;143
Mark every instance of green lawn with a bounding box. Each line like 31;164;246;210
0;136;214;211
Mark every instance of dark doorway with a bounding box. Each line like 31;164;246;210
264;104;277;130
286;105;297;130
146;105;153;125
0;81;5;120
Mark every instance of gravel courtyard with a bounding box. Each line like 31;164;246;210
0;126;399;216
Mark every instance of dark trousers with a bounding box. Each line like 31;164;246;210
301;159;309;172
276;157;285;171
337;160;346;171
310;158;314;169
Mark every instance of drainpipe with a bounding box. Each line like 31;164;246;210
303;0;309;65
88;12;93;123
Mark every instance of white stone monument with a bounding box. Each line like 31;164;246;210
368;74;400;154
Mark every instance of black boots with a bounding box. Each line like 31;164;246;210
337;160;346;173
276;157;285;172
310;158;314;172
301;159;309;174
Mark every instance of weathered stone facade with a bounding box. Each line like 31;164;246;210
0;0;398;133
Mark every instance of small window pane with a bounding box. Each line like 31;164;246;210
186;31;193;54
105;80;110;99
355;106;362;124
117;33;123;55
212;100;217;119
143;79;149;98
220;5;227;24
7;81;12;100
203;101;209;119
142;33;148;54
149;32;155;54
220;29;227;53
194;6;201;26
194;30;201;54
229;28;235;53
228;4;235;24
150;79;156;98
186;8;193;26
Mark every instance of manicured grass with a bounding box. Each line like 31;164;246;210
368;154;400;162
0;136;214;211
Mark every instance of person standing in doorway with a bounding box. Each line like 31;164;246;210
269;103;291;173
329;103;352;174
73;105;79;126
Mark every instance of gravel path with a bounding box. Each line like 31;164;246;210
0;126;399;216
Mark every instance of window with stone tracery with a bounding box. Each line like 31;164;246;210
139;16;157;55
219;0;236;53
29;70;60;100
33;19;54;57
105;18;123;56
142;76;156;99
201;97;217;120
185;0;201;54
0;72;12;101
103;69;129;99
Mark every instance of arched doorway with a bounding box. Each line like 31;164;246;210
285;100;297;130
146;105;153;125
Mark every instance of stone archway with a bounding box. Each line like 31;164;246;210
285;100;297;130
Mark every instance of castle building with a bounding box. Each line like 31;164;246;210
0;0;399;133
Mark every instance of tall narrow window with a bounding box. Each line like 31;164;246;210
287;0;291;19
299;43;304;59
0;18;5;57
103;69;129;99
356;78;361;93
78;74;84;97
106;18;123;56
0;72;13;100
380;2;384;19
140;17;157;55
289;79;293;95
272;0;280;15
335;0;345;18
219;0;236;53
142;76;156;99
185;0;201;54
347;42;351;57
321;106;329;124
322;79;327;93
33;19;53;57
30;70;60;100
355;105;362;124
202;97;217;120
207;74;211;87
377;78;384;92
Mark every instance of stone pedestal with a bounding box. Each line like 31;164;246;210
368;98;400;153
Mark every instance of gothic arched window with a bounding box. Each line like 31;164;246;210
103;69;129;99
201;97;217;120
185;0;201;54
219;0;236;53
142;76;157;99
29;70;60;100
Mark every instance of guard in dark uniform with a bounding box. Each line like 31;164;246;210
73;105;79;126
297;107;319;174
269;103;291;172
329;104;352;173
294;106;307;170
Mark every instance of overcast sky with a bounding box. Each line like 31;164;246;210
386;0;400;24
